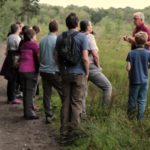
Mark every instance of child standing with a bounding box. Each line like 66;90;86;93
126;31;150;120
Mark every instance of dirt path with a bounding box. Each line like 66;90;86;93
0;43;60;150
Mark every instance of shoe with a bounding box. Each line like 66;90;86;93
11;99;22;104
25;115;39;120
60;135;72;145
32;105;39;111
81;113;87;120
7;100;12;104
45;113;55;124
16;92;23;99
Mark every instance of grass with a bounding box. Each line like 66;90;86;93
36;25;150;150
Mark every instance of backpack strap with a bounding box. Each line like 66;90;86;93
62;31;68;38
70;31;79;38
62;31;79;38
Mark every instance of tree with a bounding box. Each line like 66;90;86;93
17;0;40;23
0;0;7;8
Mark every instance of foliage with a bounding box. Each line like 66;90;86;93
17;0;40;23
1;2;150;150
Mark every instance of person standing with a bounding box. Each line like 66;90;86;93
80;20;112;116
55;13;89;143
126;31;150;120
0;24;22;104
124;12;150;50
19;29;39;120
39;20;64;123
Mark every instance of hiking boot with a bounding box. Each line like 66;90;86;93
45;113;55;124
60;135;74;145
25;115;39;120
32;105;39;111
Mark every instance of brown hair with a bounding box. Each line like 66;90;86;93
23;29;36;41
66;13;79;29
32;25;40;34
49;20;58;32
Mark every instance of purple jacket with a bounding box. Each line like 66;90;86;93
19;40;39;73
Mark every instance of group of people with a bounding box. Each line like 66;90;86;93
1;11;150;144
124;12;150;120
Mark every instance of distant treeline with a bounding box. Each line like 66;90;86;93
1;0;150;41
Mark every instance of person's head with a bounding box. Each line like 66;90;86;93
133;12;145;26
32;25;40;34
23;29;36;41
49;20;58;33
135;31;148;46
10;23;21;34
16;21;24;30
66;13;79;30
22;25;31;35
80;20;93;33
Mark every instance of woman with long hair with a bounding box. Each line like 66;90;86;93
19;29;39;120
80;20;112;117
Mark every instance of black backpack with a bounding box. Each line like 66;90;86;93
58;31;81;67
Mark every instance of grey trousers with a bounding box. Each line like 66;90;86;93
40;72;64;116
20;72;38;117
82;63;112;114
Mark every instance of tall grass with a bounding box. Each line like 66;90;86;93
37;21;150;150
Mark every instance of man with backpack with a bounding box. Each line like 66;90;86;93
55;13;89;143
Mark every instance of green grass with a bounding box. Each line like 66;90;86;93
36;25;150;150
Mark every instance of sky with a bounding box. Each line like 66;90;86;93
39;0;150;9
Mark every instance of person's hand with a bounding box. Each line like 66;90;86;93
123;35;129;41
4;51;8;56
85;74;89;80
123;35;135;44
127;36;135;43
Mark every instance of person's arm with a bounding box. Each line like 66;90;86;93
123;35;135;44
143;27;150;46
126;52;131;71
91;50;100;68
54;50;59;65
145;41;150;46
82;50;89;79
54;36;60;65
126;62;131;71
15;36;21;50
89;34;100;67
33;41;40;62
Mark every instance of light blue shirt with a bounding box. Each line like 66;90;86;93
39;33;59;74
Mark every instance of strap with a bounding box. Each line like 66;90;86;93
62;31;79;38
70;31;79;38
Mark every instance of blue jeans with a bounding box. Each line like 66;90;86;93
128;83;148;119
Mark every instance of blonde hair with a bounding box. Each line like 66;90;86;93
133;12;145;21
135;31;148;45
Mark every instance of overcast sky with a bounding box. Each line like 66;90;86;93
39;0;150;9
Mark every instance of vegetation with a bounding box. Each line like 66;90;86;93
1;1;150;149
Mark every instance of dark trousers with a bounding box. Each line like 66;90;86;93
20;72;37;117
40;72;64;116
7;78;17;102
16;72;23;93
61;74;86;136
